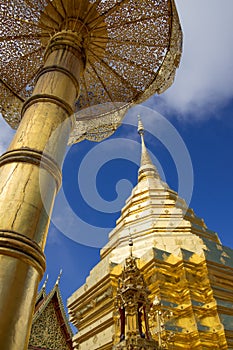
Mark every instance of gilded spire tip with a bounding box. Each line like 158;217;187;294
129;237;133;247
137;115;160;180
137;114;144;136
128;230;133;256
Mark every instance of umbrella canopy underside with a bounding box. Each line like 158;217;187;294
0;0;182;143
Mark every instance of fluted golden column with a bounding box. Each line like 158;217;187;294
0;31;85;350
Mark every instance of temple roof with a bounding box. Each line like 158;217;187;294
29;275;73;350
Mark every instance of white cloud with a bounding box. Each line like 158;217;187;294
0;115;15;154
156;0;233;119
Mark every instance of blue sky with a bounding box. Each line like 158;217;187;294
0;0;233;328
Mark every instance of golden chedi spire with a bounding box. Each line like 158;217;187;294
101;115;220;263
137;115;160;182
68;115;232;350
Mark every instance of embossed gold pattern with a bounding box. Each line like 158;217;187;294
0;0;182;142
113;249;158;349
29;283;73;350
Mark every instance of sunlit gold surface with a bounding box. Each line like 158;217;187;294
0;0;182;142
68;121;232;349
0;257;41;350
0;1;182;348
113;252;158;349
0;30;84;349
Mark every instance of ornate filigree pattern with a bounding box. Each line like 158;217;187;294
113;253;158;349
29;302;71;350
0;0;182;143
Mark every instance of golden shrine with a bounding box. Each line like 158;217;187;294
67;120;233;349
112;242;158;350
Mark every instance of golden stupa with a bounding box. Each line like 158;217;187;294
68;119;233;349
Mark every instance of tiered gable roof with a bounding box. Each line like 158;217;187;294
29;277;73;350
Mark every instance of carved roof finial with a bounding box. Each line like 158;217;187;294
42;274;49;291
56;269;63;286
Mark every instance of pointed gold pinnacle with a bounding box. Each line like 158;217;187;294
137;115;160;180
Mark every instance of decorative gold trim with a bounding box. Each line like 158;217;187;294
32;283;73;339
0;149;62;192
0;0;182;140
21;94;74;117
44;30;86;65
35;65;80;96
0;230;46;277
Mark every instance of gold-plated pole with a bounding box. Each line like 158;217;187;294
0;30;85;350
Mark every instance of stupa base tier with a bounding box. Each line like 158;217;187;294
68;240;233;350
113;337;158;350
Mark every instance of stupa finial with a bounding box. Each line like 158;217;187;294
137;114;144;136
137;115;160;180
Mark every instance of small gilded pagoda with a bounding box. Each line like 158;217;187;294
113;239;158;350
67;118;233;349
